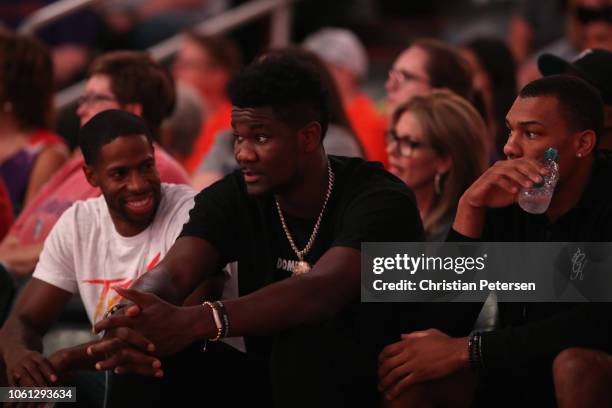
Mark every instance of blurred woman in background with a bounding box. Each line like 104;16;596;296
387;90;488;241
461;37;517;159
0;32;68;215
385;38;476;119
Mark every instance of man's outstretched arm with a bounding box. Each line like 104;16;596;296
218;246;360;335
119;236;222;306
0;278;162;385
91;246;360;362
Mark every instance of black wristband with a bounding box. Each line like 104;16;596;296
468;331;483;371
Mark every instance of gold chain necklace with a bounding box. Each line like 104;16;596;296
275;161;334;275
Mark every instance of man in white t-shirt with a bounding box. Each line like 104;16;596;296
0;110;195;389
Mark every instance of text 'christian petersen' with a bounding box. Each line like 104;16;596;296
372;279;536;292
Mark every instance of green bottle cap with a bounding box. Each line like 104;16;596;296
544;147;558;162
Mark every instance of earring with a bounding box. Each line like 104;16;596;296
577;152;582;158
434;173;442;195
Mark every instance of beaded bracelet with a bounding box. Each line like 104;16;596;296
213;300;230;338
202;301;223;342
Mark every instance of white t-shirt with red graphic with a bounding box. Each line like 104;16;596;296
33;183;196;325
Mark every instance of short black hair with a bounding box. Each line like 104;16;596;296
519;75;604;138
79;109;153;166
227;54;330;137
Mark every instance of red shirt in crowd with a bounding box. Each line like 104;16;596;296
346;93;388;167
182;101;233;175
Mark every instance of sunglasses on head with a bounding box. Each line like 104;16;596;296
575;6;612;24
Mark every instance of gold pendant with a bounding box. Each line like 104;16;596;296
293;261;311;275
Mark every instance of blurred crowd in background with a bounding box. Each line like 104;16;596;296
0;0;610;277
0;1;610;406
0;0;610;276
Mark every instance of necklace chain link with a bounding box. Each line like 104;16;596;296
275;161;334;264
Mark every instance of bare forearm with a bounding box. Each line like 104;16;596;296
126;237;221;305
125;264;183;305
0;317;44;357
195;271;357;340
452;197;486;239
455;337;470;368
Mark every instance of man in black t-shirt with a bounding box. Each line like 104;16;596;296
378;75;612;407
87;54;437;406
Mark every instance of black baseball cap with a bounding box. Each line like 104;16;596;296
538;49;612;105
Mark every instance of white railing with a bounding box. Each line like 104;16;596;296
150;0;294;62
19;0;295;110
18;0;96;35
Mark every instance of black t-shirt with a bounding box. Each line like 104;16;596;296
180;155;423;406
448;150;612;407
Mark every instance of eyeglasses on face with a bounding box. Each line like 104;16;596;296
78;93;117;107
385;129;433;157
387;68;430;86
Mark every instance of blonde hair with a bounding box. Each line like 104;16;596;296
392;90;489;239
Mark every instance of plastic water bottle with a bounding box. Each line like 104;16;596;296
518;147;559;214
